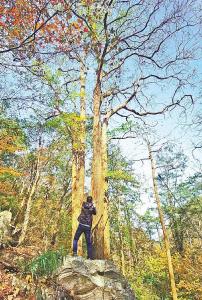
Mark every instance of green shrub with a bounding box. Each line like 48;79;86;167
23;248;67;278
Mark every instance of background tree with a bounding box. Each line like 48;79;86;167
147;139;178;300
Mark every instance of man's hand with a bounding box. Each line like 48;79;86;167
90;203;96;215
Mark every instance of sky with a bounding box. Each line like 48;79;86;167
114;99;202;214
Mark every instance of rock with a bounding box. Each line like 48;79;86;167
0;211;12;246
56;256;135;300
0;248;135;299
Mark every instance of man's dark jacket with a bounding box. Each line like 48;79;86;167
78;202;96;227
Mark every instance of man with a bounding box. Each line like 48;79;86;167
73;196;96;259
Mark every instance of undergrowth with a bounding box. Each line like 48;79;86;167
23;248;68;278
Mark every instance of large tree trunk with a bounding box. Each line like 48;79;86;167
91;84;105;259
91;124;104;258
91;85;110;259
71;61;86;254
148;141;178;300
102;120;110;258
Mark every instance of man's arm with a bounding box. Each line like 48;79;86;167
90;204;96;215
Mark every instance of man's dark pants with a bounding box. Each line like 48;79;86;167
73;224;93;259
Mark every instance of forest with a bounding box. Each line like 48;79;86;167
0;0;201;299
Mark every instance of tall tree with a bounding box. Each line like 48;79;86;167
147;140;178;300
75;0;200;258
71;56;87;253
156;144;202;253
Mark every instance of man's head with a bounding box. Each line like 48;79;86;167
87;196;93;203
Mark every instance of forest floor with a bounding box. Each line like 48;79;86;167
0;246;55;300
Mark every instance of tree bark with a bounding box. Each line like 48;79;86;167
91;84;105;258
91;82;111;258
102;120;110;258
147;141;178;300
71;60;86;255
13;175;34;226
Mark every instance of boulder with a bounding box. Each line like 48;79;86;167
56;256;135;300
0;211;12;246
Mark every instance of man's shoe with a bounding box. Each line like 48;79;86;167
73;252;77;257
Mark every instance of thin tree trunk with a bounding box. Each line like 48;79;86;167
19;180;25;197
117;198;125;275
13;179;31;226
71;60;86;255
166;190;184;254
147;141;178;300
51;187;71;246
123;204;136;267
18;153;41;246
118;227;126;276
